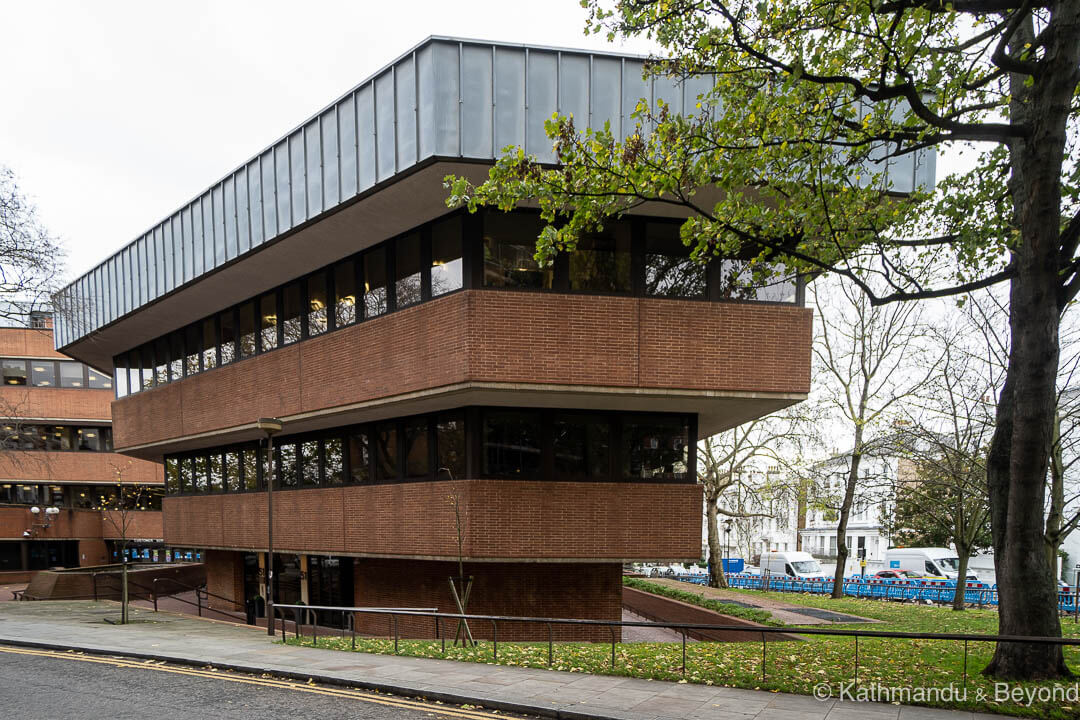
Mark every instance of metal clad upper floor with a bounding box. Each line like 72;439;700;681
53;36;937;353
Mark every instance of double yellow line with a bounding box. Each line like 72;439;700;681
0;645;513;719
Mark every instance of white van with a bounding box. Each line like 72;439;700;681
760;550;824;578
884;547;978;581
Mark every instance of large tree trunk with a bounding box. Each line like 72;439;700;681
705;492;728;588
830;438;863;599
1045;411;1066;577
984;5;1078;679
952;546;971;612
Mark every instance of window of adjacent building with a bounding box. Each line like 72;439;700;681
169;332;184;381
395;233;423;309
59;361;84;388
375;423;397;480
482;212;552;289
180;325;198;377
88;366;112;390
282;282;303;345
363;248;387;318
140;346;154;390
237;302;257;359
623;416;689;481
307;272;329;337
277;443;298;488
76;427;101;451
569;224;632;293
431;217;464;297
46;485;64;506
300;440;320;486
16;484;40;504
2;360;26;386
404;418;429;478
553;414;611;478
31;361;56;387
180;457;193;493
154;337;169;385
127;350;141;395
219;309;237;365
436;414;465;480
165;458;180;494
242;447;259;490
114;359;128;397
71;485;92;509
42;425;72;451
259;293;278;352
324;437;344;485
194;455;208;492
334;261;357;327
483;410;542;477
645;223;706;298
349;430;370;484
225;450;242;492
208;453;224;492
201;318;218;370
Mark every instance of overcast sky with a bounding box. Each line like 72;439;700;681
0;0;660;284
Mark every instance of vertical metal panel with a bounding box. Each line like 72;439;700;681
262;149;278;240
248;160;264;247
182;206;195;282
590;57;620;133
356;84;376;191
153;225;164;298
416;45;435;158
621;59;648;140
274;140;291;232
652;73;679;113
321;108;339;207
682;74;714;116
431;42;460;156
236;169;251;254
395;55;417;169
200;192;215;270
212;184;227;265
305;120;323;216
135;236;146;306
339;94;358;196
93;267;104;330
461;45;493;158
527;50;558;162
223;176;238;259
191;197;205;277
165;216;177;292
494;47;525;151
559;53;589;129
374;71;396;181
121;247;131;315
914;147;935;192
289;130;307;226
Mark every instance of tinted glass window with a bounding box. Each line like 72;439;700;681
128;350;141;394
395;233;423;308
140;346;154;389
153;337;169;384
376;423;397;480
324;437;344;485
349;431;370;484
225;450;242;492
182;457;194;493
623;416;689;481
71;485;93;509
483;411;542;477
307;272;329;336
553;415;611;478
169;332;184;380
243;447;259;490
404;418;429;477
31;361;56;387
219;310;237;365
431;217;463;296
165;458;180;494
436;414;465;480
2;360;26;386
201;318;218;370
483;213;552;288
208;453;224;492
282;282;303;345
259;293;278;351
185;324;201;376
58;362;83;388
300;440;320;486
334;261;357;327
645;223;706;298
113;358;128;396
277;443;298;488
88;369;112;390
194;455;208;492
237;301;257;358
42;425;72;451
570;223;632;293
76;427;103;451
363;248;387;318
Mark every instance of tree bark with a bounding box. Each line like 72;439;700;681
830;436;863;599
705;492;728;588
984;2;1079;679
952;546;971;612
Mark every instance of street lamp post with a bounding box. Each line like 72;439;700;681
256;417;283;636
723;519;732;578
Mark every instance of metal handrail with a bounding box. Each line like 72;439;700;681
269;602;1080;686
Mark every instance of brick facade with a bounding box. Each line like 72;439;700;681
0;506;162;545
204;549;245;610
112;291;812;450
163;480;701;562
0;328;66;359
0;451;159;485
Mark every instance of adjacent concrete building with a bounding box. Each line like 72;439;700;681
47;38;849;636
0;321;163;583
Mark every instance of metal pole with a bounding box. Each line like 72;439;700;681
492;620;498;662
761;631;766;683
547;623;553;666
963;639;968;687
265;430;276;636
681;629;686;675
854;635;859;687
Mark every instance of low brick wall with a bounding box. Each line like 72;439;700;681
621;586;801;643
22;562;205;601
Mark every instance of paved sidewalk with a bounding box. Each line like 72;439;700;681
0;601;999;720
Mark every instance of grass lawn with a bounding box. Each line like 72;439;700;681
281;580;1080;718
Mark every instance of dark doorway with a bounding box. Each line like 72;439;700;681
308;556;353;627
272;554;301;606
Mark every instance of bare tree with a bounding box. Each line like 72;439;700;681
99;461;155;625
812;275;936;598
0;167;64;325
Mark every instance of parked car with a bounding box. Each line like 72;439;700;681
875;569;936;580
